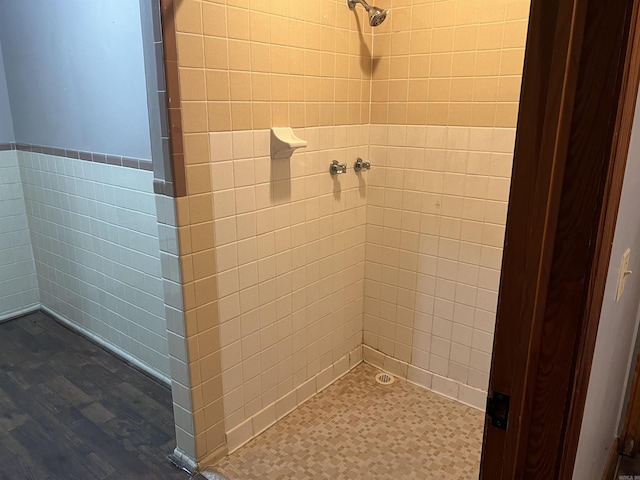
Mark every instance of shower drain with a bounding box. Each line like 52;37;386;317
375;372;395;385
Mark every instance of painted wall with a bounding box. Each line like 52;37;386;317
0;150;38;320
0;0;151;159
0;45;14;143
573;88;640;479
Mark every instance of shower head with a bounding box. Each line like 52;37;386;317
347;0;389;27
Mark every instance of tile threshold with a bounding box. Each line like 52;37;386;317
193;471;230;480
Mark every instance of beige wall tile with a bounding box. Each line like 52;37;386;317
180;69;207;101
190;223;216;253
189;193;215;224
176;197;191;227
208;102;232;131
205;37;229;69
206;71;230;101
253;103;272;129
227;7;250;40
175;0;203;34
203;2;227;37
182;102;208;133
186;164;212;195
249;11;270;43
232;102;254;130
228;40;252;71
229;72;252;101
500;49;526;76
184;133;211;165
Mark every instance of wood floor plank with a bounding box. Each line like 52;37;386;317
11;419;97;480
0;431;51;480
0;313;188;480
0;385;30;432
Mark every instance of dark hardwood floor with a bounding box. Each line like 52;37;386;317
0;312;189;480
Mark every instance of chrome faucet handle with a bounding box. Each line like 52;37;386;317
354;158;371;172
330;160;347;175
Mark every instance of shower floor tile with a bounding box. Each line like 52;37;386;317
215;363;484;480
0;312;187;480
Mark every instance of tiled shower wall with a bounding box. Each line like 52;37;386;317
0;149;39;320
18;151;170;378
370;0;529;127
363;124;514;406
210;126;367;450
174;0;373;132
362;0;529;405
169;0;376;459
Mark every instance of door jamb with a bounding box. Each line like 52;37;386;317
480;0;640;478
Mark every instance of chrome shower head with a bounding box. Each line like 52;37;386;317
347;0;389;27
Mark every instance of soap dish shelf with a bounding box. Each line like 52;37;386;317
270;127;307;159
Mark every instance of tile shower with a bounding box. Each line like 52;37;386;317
208;119;515;453
0;0;532;472
165;0;531;463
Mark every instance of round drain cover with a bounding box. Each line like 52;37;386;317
375;372;395;385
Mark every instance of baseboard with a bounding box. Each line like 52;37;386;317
603;437;621;480
220;345;364;458
362;345;487;411
41;305;171;386
0;303;40;324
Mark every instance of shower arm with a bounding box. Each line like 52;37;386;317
348;0;370;10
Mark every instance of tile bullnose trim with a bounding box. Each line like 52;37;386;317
0;303;41;324
153;178;175;196
13;142;152;172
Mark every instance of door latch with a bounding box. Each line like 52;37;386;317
486;391;510;430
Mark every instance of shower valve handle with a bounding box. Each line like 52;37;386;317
330;160;348;175
354;158;371;172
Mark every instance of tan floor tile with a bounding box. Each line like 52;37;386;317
215;364;483;479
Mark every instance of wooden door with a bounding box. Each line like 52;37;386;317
480;0;640;478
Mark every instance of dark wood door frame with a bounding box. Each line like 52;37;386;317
480;0;640;478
